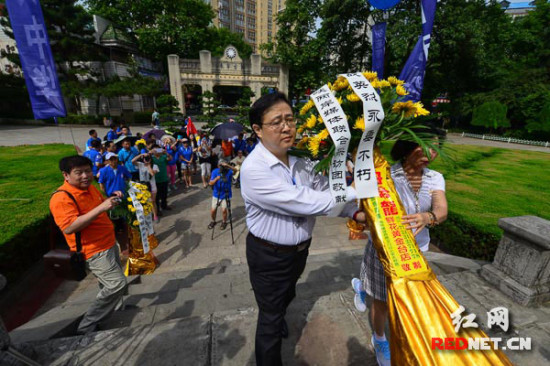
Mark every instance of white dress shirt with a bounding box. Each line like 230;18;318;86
240;142;357;245
390;162;445;252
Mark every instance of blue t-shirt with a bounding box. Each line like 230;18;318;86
83;149;103;176
233;138;246;153
140;148;149;154
98;165;131;196
177;146;194;163
166;146;177;166
211;168;232;199
118;147;139;173
245;142;256;155
106;130;118;141
86;137;101;151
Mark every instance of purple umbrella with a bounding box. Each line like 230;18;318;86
143;128;167;140
210;122;244;140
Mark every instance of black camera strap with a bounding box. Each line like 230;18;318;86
52;190;82;253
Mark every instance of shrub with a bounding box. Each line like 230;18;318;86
57;114;100;125
471;101;510;130
133;111;151;124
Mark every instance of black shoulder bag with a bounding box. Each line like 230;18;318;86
43;190;87;281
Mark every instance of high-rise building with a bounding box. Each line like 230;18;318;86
210;0;285;53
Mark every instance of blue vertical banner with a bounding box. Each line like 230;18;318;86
6;0;66;119
371;22;387;79
398;0;437;102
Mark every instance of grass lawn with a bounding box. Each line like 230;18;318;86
380;142;549;259
0;144;77;283
0;144;77;247
429;145;550;236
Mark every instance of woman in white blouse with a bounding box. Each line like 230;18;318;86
354;129;448;366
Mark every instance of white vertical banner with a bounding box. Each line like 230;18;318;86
340;73;384;198
310;85;351;214
128;183;155;254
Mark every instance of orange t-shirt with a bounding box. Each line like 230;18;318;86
221;140;233;157
49;181;115;260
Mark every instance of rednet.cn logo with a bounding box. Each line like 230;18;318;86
431;305;531;351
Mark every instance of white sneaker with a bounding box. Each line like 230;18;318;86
351;278;367;312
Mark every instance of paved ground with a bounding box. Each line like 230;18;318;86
0;124;549;153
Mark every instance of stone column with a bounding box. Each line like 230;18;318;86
480;216;550;306
167;54;185;115
278;65;289;97
251;54;261;76
200;50;212;74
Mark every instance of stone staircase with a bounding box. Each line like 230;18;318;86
4;250;550;365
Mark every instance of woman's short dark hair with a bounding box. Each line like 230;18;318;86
249;92;291;129
59;155;92;173
390;123;447;162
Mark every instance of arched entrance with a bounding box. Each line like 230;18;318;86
183;84;202;115
213;85;248;107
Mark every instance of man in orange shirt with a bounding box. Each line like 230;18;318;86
50;155;127;334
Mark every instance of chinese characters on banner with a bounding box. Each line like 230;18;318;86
340;73;384;198
6;0;67;119
128;183;155;254
371;165;429;277
310;85;351;213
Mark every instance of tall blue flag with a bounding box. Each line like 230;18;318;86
398;0;437;102
6;0;66;119
371;22;387;79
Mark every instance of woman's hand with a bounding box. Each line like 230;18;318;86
401;212;430;236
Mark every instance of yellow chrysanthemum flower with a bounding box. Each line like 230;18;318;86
127;197;132;202
379;80;391;88
354;116;365;131
296;136;309;149
327;81;334;91
317;115;324;124
318;129;330;140
413;102;430;117
347;93;361;102
307;136;321;157
362;71;378;82
297;125;305;134
132;220;140;226
127;205;133;210
396;85;409;96
337;96;343;105
387;76;404;86
371;79;381;89
392;101;417;118
305;114;317;129
333;76;349;91
299;99;315;116
130;206;136;213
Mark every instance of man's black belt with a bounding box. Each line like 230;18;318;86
250;233;311;253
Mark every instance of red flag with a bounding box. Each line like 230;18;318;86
186;117;198;136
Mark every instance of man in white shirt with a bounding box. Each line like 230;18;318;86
240;93;357;366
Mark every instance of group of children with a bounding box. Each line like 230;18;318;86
81;126;258;224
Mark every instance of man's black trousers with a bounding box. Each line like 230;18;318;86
246;233;309;366
156;181;168;209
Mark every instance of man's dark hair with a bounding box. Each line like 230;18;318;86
249;92;291;129
104;141;114;149
59;155;92;173
109;123;116;130
390;124;447;162
89;129;96;136
238;133;243;138
90;139;101;149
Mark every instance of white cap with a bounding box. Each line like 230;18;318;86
105;152;117;160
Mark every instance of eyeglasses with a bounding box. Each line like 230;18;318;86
263;117;297;131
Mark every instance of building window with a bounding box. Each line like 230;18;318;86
248;30;256;42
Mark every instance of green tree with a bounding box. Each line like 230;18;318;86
85;0;252;61
156;94;179;115
471;101;510;130
236;87;255;125
316;0;372;76
526;100;550;134
262;0;324;101
1;0;104;114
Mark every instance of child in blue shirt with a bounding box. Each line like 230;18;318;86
98;153;131;196
83;139;103;178
208;161;233;230
86;129;101;151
